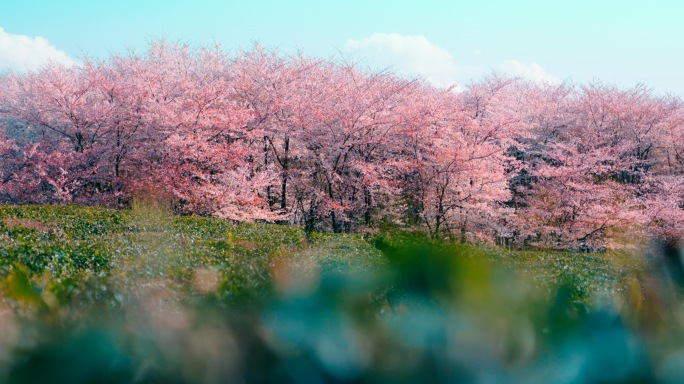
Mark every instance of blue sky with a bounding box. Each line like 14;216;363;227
1;0;683;95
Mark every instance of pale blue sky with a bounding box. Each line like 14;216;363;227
1;0;683;95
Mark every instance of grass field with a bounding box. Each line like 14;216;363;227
0;204;678;383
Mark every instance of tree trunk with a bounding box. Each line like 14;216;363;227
74;131;84;152
331;210;340;233
364;187;372;226
305;199;316;236
280;137;289;210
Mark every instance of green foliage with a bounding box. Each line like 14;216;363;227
0;205;678;383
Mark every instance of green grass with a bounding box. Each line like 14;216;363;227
0;204;643;309
0;204;392;311
490;247;648;303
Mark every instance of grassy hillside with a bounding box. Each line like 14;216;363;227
0;204;675;383
0;204;386;304
0;204;646;306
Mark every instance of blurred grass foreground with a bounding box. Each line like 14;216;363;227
0;204;683;383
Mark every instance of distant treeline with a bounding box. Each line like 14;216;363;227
1;40;683;248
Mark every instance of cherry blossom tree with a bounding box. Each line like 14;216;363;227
508;82;684;248
398;76;519;240
1;39;684;247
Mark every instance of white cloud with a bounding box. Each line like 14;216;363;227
496;60;559;84
0;27;75;72
344;33;471;88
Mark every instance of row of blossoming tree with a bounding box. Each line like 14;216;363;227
1;40;684;249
